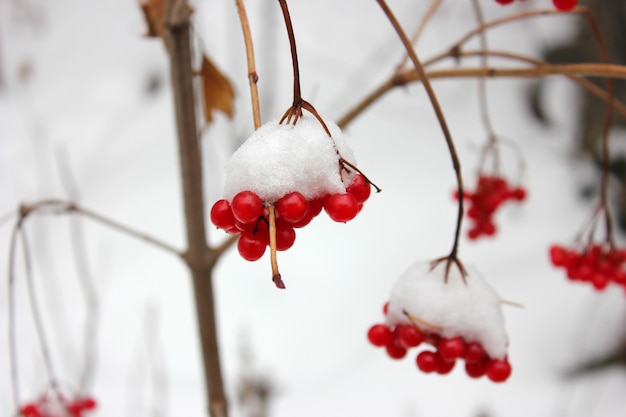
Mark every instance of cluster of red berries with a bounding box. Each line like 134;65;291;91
367;303;512;382
20;395;96;417
549;244;626;291
455;174;526;240
494;0;577;11
210;174;371;261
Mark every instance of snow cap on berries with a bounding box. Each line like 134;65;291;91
223;113;357;203
386;261;509;359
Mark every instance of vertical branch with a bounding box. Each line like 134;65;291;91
163;1;227;416
235;0;262;129
376;0;465;270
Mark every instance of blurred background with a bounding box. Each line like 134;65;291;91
1;0;626;416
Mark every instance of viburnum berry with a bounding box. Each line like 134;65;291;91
435;353;456;375
346;174;371;204
211;114;377;281
276;191;309;223
495;0;515;4
368;324;393;347
438;337;466;362
231;191;264;224
238;231;268;261
465;360;487;378
210;199;236;231
416;351;438;373
549;243;626;292
324;193;359;223
20;404;42;417
552;0;578;11
485;358;512;383
275;222;296;251
385;342;408;360
456;174;527;240
464;341;487;364
394;324;425;349
368;262;512;383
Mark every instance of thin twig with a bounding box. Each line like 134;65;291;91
449;7;587;52
20;225;60;389
18;200;181;256
471;0;496;141
235;0;262;129
8;222;21;411
376;0;465;279
396;0;443;72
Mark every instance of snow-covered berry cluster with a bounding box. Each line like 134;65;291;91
549;244;626;291
211;113;372;262
19;393;96;417
367;261;512;382
455;174;526;240
494;0;578;11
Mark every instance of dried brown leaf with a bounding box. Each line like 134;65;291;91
139;0;164;38
201;55;235;123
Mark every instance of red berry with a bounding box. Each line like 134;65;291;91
210;199;236;230
495;0;515;5
232;191;264;224
309;197;325;217
416;351;438;373
464;342;486;364
276;192;309;223
324;193;359;223
79;397;97;410
438;337;466;361
20;404;42;417
367;324;392;347
549;245;566;267
552;0;577;11
394;324;424;349
435;353;456;374
346;174;371;203
275;222;296;251
465;361;487;378
485;358;512;382
385;342;407;360
290;208;314;228
512;188;527;201
383;302;389;315
237;231;267;261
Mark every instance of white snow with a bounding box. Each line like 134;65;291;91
222;113;357;203
2;1;626;417
386;261;509;359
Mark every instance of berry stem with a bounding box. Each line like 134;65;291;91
402;309;443;331
278;0;302;109
268;205;285;289
235;0;262;130
377;0;465;278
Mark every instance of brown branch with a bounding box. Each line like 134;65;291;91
235;0;262;129
449;7;587;52
376;0;465;280
396;0;443;72
163;0;228;416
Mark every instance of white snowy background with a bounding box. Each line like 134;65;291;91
1;0;626;416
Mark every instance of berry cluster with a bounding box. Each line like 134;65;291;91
456;174;526;240
20;395;96;417
367;303;512;382
211;174;371;261
549;244;626;291
494;0;578;11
